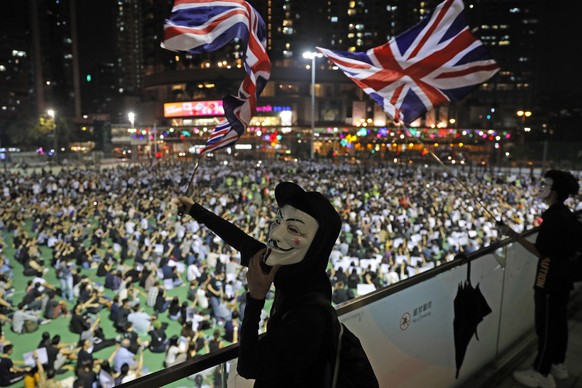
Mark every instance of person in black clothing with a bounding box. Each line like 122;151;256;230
500;170;579;387
38;332;51;349
108;296;120;323
21;282;45;311
76;339;94;370
167;297;181;321
178;302;189;326
96;257;113;278
148;321;169;353
347;267;361;290
74;363;97;388
121;323;141;355
45;335;74;372
198;266;209;286
154;287;171;314
0;344;30;386
114;299;131;332
179;182;378;387
69;304;90;335
206;272;224;319
223;311;239;343
334;266;348;285
332;281;354;305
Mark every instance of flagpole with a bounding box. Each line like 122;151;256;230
397;121;500;223
178;154;203;217
185;155;202;198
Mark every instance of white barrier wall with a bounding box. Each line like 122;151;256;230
228;237;541;388
342;236;538;388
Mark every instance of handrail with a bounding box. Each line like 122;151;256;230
119;223;540;387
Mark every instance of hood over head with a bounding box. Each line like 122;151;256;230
270;182;342;302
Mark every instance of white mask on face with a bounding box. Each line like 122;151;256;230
538;177;553;200
265;205;319;266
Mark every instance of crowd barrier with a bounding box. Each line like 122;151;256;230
120;224;582;387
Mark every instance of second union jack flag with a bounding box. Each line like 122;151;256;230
318;0;500;126
162;0;271;154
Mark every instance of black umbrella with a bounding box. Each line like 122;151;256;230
453;254;492;379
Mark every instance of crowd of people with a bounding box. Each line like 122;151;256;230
0;159;579;387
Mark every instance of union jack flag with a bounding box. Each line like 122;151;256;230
162;0;271;154
317;0;500;126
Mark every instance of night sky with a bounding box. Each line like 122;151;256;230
72;0;580;104
1;1;580;108
536;2;582;104
76;0;116;76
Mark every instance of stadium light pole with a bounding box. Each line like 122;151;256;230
47;109;57;163
128;112;135;130
303;51;323;159
128;112;137;159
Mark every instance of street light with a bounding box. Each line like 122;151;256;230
47;109;57;163
128;112;140;159
516;110;532;132
128;112;135;131
303;51;323;159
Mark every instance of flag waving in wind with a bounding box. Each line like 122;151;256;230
317;0;499;126
162;0;271;154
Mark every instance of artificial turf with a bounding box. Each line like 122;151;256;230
2;221;270;387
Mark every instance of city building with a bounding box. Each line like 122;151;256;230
127;0;542;164
3;0;576;165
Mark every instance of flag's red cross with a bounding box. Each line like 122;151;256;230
318;0;500;125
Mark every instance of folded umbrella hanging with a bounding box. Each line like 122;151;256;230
453;254;492;379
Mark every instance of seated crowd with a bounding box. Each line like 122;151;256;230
1;159;577;387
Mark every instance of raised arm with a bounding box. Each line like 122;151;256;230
108;344;121;364
178;197;264;266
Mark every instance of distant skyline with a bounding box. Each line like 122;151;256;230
71;0;580;106
1;0;580;115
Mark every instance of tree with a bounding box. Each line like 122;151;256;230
4;116;42;147
4;113;73;150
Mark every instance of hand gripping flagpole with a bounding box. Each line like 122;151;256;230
177;153;204;217
396;121;501;224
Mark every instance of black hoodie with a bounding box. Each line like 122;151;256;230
188;181;342;387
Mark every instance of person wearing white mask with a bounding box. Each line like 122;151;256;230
179;181;377;387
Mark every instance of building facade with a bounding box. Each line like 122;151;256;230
1;0;551;163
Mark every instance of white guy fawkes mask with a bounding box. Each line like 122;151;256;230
265;204;319;266
538;177;553;200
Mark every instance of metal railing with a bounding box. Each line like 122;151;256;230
119;215;579;387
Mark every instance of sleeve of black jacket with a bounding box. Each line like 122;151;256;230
188;203;264;266
237;294;330;382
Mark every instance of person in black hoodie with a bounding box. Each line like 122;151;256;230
500;170;579;387
178;182;343;387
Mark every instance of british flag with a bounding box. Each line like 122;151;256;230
317;0;500;126
162;0;271;154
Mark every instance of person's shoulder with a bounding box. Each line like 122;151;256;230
287;294;335;318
